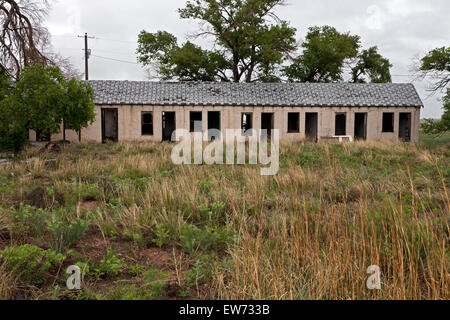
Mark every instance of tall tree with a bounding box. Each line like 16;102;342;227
0;0;79;80
283;26;360;83
418;47;450;92
0;0;50;79
418;47;450;135
351;46;392;83
137;0;297;82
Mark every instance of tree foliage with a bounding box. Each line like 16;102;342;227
284;26;360;83
0;65;95;151
0;0;80;80
421;89;450;136
351;46;392;83
137;0;297;82
419;47;450;136
137;3;391;84
419;47;450;92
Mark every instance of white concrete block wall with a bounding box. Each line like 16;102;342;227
29;105;421;143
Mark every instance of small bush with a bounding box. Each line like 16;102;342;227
0;245;65;285
9;205;48;237
47;213;88;252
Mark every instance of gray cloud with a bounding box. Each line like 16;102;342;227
46;0;450;118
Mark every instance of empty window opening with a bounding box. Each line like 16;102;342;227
142;112;153;135
335;113;347;136
261;113;274;138
288;113;300;133
354;113;367;141
190;111;202;133
208;111;221;141
162;112;176;142
382;113;394;133
305;113;318;141
399;113;412;142
241;113;253;135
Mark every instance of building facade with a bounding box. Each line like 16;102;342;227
30;81;423;143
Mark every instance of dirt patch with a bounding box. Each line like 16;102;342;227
22;186;64;209
138;247;175;270
79;201;99;212
73;229;109;264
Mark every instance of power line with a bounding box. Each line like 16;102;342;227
95;37;136;44
90;54;138;65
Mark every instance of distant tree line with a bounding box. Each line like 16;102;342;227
136;0;392;84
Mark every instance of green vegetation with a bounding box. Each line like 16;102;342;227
0;64;95;151
0;138;448;300
137;1;391;83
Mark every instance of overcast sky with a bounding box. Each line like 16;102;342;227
45;0;449;118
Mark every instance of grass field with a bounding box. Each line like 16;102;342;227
0;136;448;300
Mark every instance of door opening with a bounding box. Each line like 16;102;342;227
207;111;221;141
261;113;274;139
102;108;118;143
162;112;176;142
399;113;411;142
354;113;367;141
305;113;318;141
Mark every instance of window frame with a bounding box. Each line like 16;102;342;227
190;111;203;133
141;111;153;136
287;112;300;133
335;112;347;136
241;112;253;135
382;112;395;133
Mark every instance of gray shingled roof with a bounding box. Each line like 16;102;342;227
88;81;423;108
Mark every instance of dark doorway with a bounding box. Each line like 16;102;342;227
261;113;274;139
102;108;118;143
335;113;347;136
354;113;367;140
162;112;176;142
305;113;318;141
208;111;221;141
399;113;412;142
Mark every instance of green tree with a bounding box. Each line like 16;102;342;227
421;89;450;136
284;26;360;82
419;47;450;92
0;65;95;151
137;32;230;81
351;46;392;83
0;74;29;151
61;78;95;142
5;64;66;141
137;0;297;82
419;47;450;135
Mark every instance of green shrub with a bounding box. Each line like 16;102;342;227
89;250;125;279
9;205;48;237
128;264;146;277
47;214;89;252
0;245;65;285
180;224;234;253
152;224;170;248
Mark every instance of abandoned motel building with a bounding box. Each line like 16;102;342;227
29;81;424;144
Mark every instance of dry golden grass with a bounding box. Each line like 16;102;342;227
0;139;448;300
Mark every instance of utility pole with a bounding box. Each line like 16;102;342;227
78;33;95;80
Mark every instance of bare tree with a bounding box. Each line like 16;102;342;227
0;0;80;79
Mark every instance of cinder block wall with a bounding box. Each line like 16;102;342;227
30;105;421;143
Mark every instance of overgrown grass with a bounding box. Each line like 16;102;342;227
0;137;448;300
